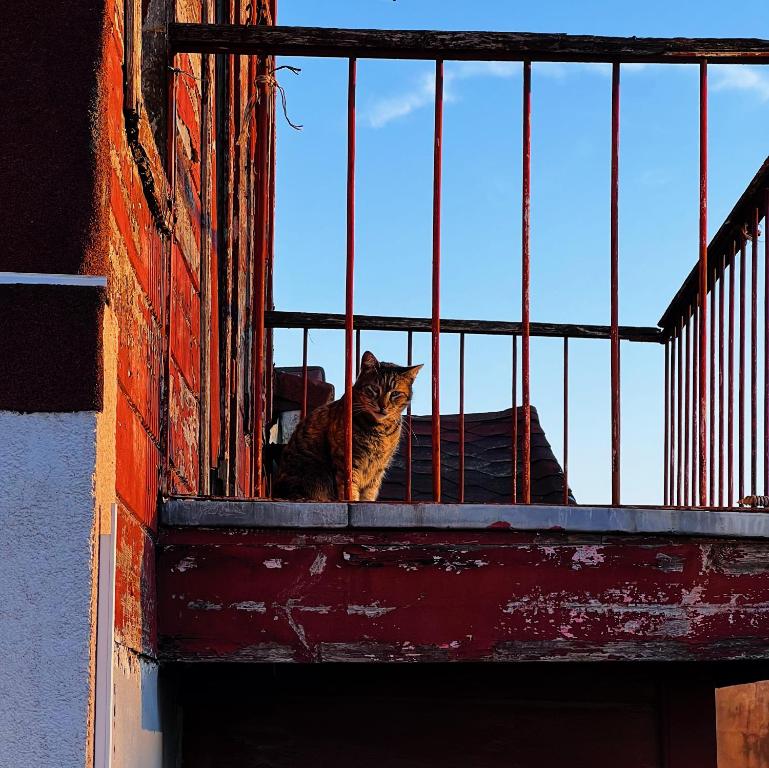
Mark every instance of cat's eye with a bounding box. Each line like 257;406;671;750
390;392;404;403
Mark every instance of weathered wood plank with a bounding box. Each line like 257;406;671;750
659;156;769;332
158;527;769;663
170;24;769;64
266;310;662;343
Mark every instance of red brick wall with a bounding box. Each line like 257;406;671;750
104;0;273;662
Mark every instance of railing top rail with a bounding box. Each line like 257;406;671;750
266;310;662;343
659;155;769;332
170;23;769;64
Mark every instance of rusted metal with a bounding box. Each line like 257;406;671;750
698;60;708;507
521;60;532;505
660;160;769;329
662;339;670;506
431;59;443;502
512;335;518;503
355;328;361;377
301;327;308;420
692;304;699;501
406;331;413;502
718;253;725;507
739;236;747;502
684;310;691;506
344;58;356;500
765;190;769;496
170;23;769;64
710;267;716;506
610;62;621;506
563;336;569;505
750;206;759;497
677;317;684;506
728;242;736;507
670;325;677;505
459;332;465;503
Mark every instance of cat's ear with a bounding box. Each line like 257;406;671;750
360;351;379;371
399;364;423;384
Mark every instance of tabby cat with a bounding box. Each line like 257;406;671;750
273;351;422;501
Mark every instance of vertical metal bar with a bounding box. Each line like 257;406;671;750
710;267;716;505
431;59;444;502
684;310;691;506
718;253;725;506
512;334;518;503
610;62;621;506
406;331;413;502
671;324;677;505
521;60;532;504
344;57;356;500
698;60;709;507
458;333;465;503
664;338;670;505
563;336;569;505
677;317;683;506
355;329;361;377
728;241;736;506
751;206;759;496
690;298;700;506
764;191;769;496
739;236;746;502
301;327;308;421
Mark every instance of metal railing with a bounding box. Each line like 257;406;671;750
167;24;769;506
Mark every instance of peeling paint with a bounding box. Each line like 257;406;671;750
571;546;605;569
309;552;327;576
187;600;222;611
346;603;396;618
263;558;283;569
173;555;197;573
230;601;266;613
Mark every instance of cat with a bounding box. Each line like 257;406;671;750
273;351;422;501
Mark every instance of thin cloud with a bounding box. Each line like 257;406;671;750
364;59;653;128
711;65;769;102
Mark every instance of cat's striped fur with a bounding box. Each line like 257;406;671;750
273;351;422;501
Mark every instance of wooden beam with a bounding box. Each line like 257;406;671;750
659;156;769;333
170;24;769;63
265;310;662;343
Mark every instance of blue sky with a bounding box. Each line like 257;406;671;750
271;0;769;504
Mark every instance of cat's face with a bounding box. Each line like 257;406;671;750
353;351;422;424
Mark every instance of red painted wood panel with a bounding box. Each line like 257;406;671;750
114;503;157;656
170;243;201;394
169;359;200;492
158;528;769;663
116;390;160;530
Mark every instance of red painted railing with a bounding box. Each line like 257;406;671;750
167;25;769;508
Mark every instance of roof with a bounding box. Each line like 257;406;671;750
380;407;575;504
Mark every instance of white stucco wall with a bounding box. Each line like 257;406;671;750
0;411;98;768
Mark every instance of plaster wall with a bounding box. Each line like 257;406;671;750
0;411;98;768
111;645;164;768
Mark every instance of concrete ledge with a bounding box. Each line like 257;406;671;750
162;498;769;539
163;498;348;528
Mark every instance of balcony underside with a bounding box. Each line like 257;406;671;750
158;500;769;663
